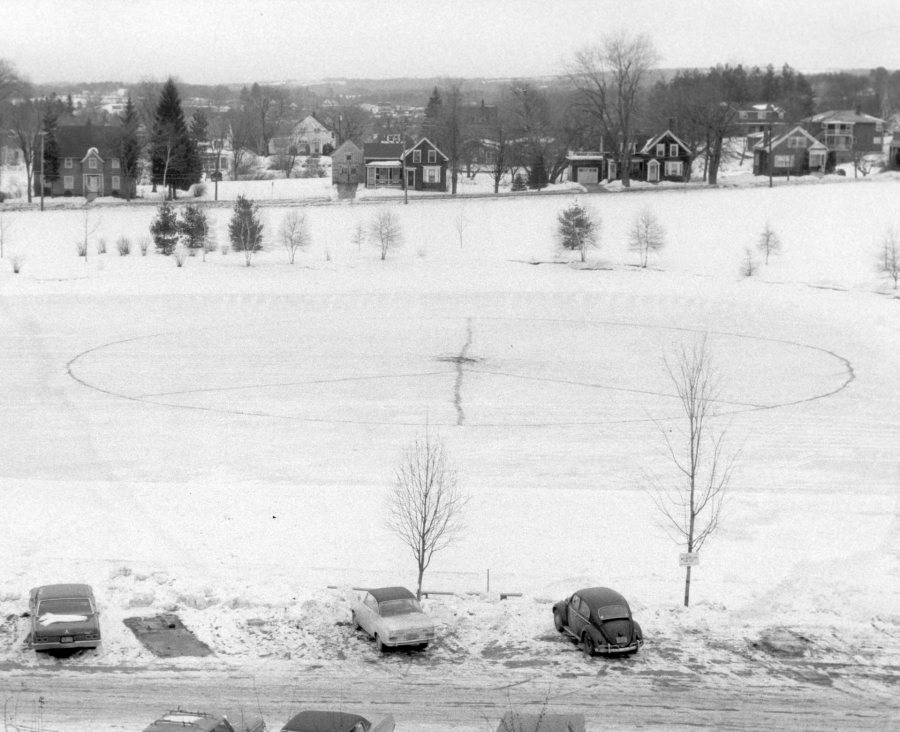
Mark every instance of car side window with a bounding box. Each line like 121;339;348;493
571;595;582;615
364;594;378;612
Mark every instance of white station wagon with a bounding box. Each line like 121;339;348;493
350;586;435;652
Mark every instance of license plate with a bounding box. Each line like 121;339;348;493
60;636;73;644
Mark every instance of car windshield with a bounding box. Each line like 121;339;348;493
378;598;421;617
38;598;92;615
596;604;629;621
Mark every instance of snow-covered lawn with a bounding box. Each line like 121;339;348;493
1;176;899;727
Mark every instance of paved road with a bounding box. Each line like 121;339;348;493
2;655;898;732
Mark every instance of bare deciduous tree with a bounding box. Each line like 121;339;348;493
628;207;665;267
569;32;660;188
369;209;402;261
8;98;40;203
78;206;101;262
647;336;737;607
280;209;310;264
757;222;782;265
453;205;468;249
740;247;758;277
386;426;469;600
351;220;366;250
878;226;900;290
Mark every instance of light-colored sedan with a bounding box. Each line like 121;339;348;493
350;586;435;652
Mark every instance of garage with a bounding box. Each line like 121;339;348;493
578;166;599;184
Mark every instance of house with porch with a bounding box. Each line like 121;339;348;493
752;125;832;177
41;120;132;199
363;141;405;188
801;110;886;162
331;140;364;185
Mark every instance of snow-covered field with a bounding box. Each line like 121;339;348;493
1;176;900;730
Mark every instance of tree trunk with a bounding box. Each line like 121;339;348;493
416;565;425;601
683;564;692;607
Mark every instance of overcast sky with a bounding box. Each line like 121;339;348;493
6;0;900;86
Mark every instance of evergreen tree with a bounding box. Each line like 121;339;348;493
511;172;527;191
422;86;443;140
40;104;60;189
150;78;201;199
527;154;548;190
190;108;208;143
119;97;141;201
229;195;264;266
557;201;599;262
150;200;179;254
65;93;75;116
178;203;209;255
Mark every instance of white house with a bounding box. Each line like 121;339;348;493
270;115;335;156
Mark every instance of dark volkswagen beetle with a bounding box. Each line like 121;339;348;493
552;587;643;656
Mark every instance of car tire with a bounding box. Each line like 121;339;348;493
582;633;595;658
553;611;565;633
375;634;387;653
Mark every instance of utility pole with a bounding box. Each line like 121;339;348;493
768;124;773;189
39;131;46;211
402;140;408;205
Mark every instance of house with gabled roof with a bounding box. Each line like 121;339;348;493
753;125;832;177
625;130;692;183
402;137;447;191
802;110;887;161
42;119;132;199
270;114;335;156
331;140;364;185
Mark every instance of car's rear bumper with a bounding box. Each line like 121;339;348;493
596;639;642;655
33;639;100;651
387;636;433;647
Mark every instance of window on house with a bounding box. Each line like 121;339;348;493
427;150;436;163
111;158;120;169
63;175;74;189
64;158;73;169
112;176;120;190
664;161;683;176
413;149;422;163
424;165;439;183
345;154;352;161
774;154;794;168
757;111;766;120
669;144;678;156
656;143;665;156
88;157;97;169
787;136;806;148
739;111;748;119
